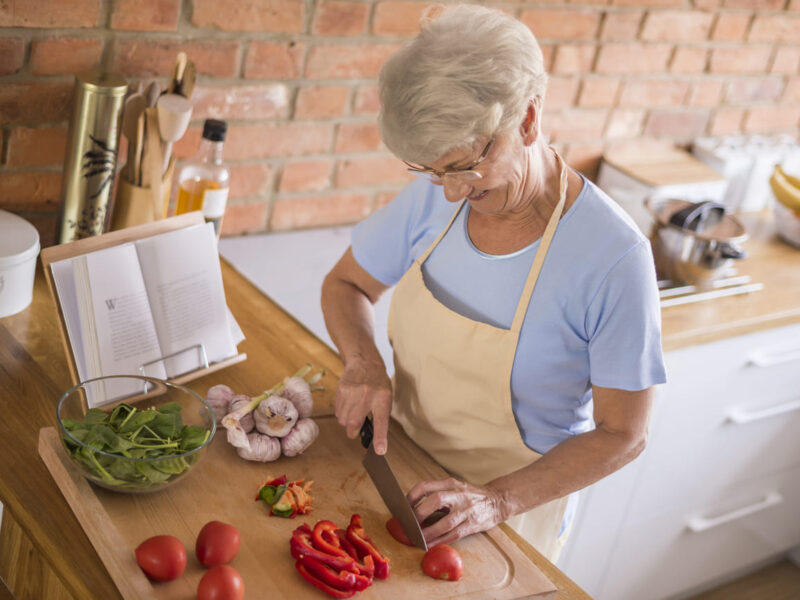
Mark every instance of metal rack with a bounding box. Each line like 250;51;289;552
658;275;764;308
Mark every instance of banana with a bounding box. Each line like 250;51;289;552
769;165;800;213
777;164;800;190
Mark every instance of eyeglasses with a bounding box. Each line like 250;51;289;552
404;138;494;184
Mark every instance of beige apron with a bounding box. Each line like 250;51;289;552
388;152;570;562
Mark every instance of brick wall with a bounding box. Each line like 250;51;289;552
1;0;799;246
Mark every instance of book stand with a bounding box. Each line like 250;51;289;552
40;212;247;407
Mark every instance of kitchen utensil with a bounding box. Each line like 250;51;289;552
360;418;428;550
179;59;196;99
56;375;215;494
134;111;145;186
145;81;160;108
121;92;146;182
167;51;187;95
156;93;192;174
646;197;748;287
145;107;164;220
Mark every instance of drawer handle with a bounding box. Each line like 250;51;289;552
727;398;800;424
748;347;800;368
687;492;783;533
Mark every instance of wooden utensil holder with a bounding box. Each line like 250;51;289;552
110;159;175;231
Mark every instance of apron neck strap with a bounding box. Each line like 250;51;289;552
418;199;466;264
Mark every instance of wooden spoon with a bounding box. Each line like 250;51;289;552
145;81;160;108
179;60;196;99
156;93;192;174
167;52;187;95
121;93;146;182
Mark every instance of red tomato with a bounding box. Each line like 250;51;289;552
197;565;245;600
421;544;464;581
134;535;187;582
196;521;241;567
386;517;413;546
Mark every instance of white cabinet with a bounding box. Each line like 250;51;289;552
558;322;800;599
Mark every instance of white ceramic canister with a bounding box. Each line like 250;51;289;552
0;210;41;318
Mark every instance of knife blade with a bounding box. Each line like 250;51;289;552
360;418;428;551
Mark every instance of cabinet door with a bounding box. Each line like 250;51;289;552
600;465;800;600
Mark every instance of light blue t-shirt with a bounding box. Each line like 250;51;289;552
352;174;667;454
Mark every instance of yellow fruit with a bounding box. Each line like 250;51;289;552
778;164;800;190
769;165;800;213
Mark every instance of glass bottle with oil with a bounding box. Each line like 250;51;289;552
175;119;229;238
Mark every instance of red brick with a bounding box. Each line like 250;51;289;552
542;108;607;142
783;77;800;103
270;193;371;230
192;0;304;33
600;11;643;41
354;85;380;115
520;9;600;41
709;46;772;74
723;0;783;8
670;47;708;74
743;106;799;133
305;44;400;80
191;84;289;120
115;40;239;78
244;42;305;80
335;155;411;188
0;82;73;125
596;43;672;74
563;143;603;181
725;77;784;105
641;10;713;42
772;47;800;75
643;110;710;138
552;44;596;75
25;213;58;248
540;44;555;71
711;12;750;42
577;79;621;108
295;86;350;119
375;189;399;208
604;139;677;161
29;37;103;76
619;80;690;108
226;123;333;160
709;108;745;136
693;0;720;9
228;163;273;199
111;0;180;31
6;127;68;167
0;0;98;28
172;127;202;160
0;37;24;76
335;123;382;153
220;201;269;236
605;109;646;139
314;1;369;35
279;160;333;192
545;77;579;110
373;2;441;36
790;0;800;10
610;0;683;6
749;14;800;43
689;79;724;107
0;172;62;209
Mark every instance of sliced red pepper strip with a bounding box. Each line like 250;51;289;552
312;521;351;558
290;525;360;573
295;559;356;598
297;555;358;592
345;514;390;580
335;529;374;581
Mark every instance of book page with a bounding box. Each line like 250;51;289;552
134;223;237;377
50;259;89;382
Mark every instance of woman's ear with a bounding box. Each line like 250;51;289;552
520;99;539;145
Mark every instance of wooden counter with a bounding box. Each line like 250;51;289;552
660;210;800;351
0;260;589;600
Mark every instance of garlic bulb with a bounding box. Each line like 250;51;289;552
284;376;313;418
226;423;251;450
229;395;255;433
254;395;298;438
281;418;319;457
206;384;235;422
236;433;281;462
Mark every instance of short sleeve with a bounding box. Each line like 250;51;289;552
585;240;667;391
351;176;448;286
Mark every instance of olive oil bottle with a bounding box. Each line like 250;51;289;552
176;119;229;239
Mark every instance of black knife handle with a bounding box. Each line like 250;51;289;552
360;417;373;449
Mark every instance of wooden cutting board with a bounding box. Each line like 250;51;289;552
39;417;557;600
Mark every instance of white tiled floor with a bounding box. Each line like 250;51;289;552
219;227;395;373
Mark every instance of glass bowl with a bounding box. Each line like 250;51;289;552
56;375;216;494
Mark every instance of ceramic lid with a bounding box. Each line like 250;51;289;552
0;209;40;268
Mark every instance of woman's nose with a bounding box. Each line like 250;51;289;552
442;176;472;202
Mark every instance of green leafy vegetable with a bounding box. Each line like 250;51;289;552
61;403;211;489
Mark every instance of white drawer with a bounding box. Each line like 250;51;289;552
598;464;800;600
626;324;800;520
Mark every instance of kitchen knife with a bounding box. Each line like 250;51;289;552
360;418;428;551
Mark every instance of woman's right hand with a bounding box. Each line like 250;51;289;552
335;359;393;454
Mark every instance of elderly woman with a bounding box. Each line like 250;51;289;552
321;5;666;561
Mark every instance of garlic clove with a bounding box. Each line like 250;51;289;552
254;395;299;438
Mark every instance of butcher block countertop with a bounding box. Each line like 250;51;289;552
660;210;800;351
0;260;590;600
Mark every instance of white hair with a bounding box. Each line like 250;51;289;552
378;4;548;165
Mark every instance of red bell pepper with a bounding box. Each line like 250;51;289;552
312;521;351;558
345;514;390;580
290;524;360;573
295;559;356;599
297;555;358;591
335;529;375;580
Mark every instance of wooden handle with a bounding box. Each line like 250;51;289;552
145;108;163;222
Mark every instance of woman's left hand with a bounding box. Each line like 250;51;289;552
407;478;506;547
